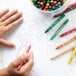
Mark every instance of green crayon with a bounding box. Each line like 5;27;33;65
45;14;65;33
50;19;69;40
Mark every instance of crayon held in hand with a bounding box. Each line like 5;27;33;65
17;45;31;70
51;46;75;60
26;45;31;53
17;62;24;70
50;19;69;40
68;47;76;64
60;28;76;37
45;14;65;33
56;36;76;49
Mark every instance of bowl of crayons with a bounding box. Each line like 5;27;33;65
32;0;70;15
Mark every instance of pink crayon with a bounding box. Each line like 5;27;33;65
26;45;31;53
17;45;31;70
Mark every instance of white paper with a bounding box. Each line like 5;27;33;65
0;0;76;76
0;46;3;69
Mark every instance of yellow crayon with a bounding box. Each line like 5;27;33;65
68;47;76;64
51;46;75;60
31;0;33;2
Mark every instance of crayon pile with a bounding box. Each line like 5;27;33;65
51;36;76;64
32;0;66;11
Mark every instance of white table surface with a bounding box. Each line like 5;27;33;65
0;0;76;76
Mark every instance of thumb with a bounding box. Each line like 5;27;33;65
0;38;15;47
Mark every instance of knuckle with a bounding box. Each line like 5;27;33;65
11;62;15;65
18;72;23;75
1;22;5;26
29;60;34;66
19;56;24;61
19;71;26;75
18;12;22;16
10;62;16;67
9;18;13;22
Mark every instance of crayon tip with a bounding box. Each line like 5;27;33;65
60;34;63;37
50;37;54;40
50;58;53;60
44;30;48;33
26;45;31;53
68;62;70;64
56;47;60;49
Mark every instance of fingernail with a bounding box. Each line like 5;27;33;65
30;51;33;56
13;9;18;12
11;44;16;48
5;8;9;11
20;17;23;22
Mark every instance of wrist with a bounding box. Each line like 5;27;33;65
0;68;9;76
4;68;9;76
3;68;9;76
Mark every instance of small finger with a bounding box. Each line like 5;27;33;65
4;12;22;25
0;9;9;18
0;9;18;22
0;38;15;47
5;17;23;32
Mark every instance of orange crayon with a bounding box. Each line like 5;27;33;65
56;36;76;49
51;46;75;60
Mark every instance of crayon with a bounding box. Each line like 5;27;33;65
45;14;65;33
17;63;24;70
60;28;76;37
56;36;76;49
68;47;76;64
26;45;31;53
51;46;75;60
17;45;31;70
50;19;69;40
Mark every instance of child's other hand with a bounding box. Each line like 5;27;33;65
0;9;23;47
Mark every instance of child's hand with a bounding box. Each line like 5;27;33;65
0;9;23;47
5;52;34;76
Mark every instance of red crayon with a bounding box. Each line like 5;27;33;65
17;45;31;70
60;28;76;37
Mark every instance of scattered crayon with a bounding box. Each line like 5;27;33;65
54;2;76;18
51;46;75;60
68;47;76;64
32;0;66;11
56;36;76;49
60;28;76;37
45;14;65;33
50;19;69;40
